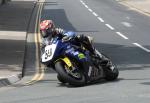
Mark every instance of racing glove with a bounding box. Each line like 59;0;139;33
55;28;64;35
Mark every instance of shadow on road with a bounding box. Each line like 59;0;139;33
94;42;150;71
141;82;150;85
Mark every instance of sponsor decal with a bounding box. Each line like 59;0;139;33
78;53;85;59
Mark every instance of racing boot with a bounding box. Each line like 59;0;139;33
99;55;115;71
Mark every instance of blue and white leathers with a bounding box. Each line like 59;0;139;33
63;31;76;37
41;31;88;64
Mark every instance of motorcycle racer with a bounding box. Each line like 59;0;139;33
40;20;113;81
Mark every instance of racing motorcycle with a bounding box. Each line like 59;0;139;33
41;31;119;86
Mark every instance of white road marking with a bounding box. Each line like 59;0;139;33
97;17;104;22
88;8;93;12
126;16;130;20
116;32;129;39
84;5;88;8
79;0;150;53
105;24;115;30
121;22;132;27
92;12;98;17
79;0;131;43
79;1;130;41
80;0;83;3
97;17;105;23
133;43;150;52
82;2;85;5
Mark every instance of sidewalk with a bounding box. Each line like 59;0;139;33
119;0;150;15
0;0;36;87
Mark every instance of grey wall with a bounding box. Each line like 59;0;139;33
0;0;3;4
0;0;10;5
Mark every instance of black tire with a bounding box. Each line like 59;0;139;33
98;53;119;81
55;61;86;86
57;74;66;84
105;64;119;81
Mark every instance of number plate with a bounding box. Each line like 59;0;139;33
42;44;57;62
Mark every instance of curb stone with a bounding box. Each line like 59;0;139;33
0;74;22;87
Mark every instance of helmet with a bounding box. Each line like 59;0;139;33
40;20;55;38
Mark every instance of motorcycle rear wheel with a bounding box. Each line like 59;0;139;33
104;64;119;81
98;53;119;81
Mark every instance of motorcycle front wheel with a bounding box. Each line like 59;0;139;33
57;74;67;84
55;61;86;86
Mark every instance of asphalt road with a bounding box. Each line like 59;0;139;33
0;0;150;103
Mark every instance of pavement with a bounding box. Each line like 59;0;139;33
0;0;150;87
0;0;37;87
118;0;150;16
